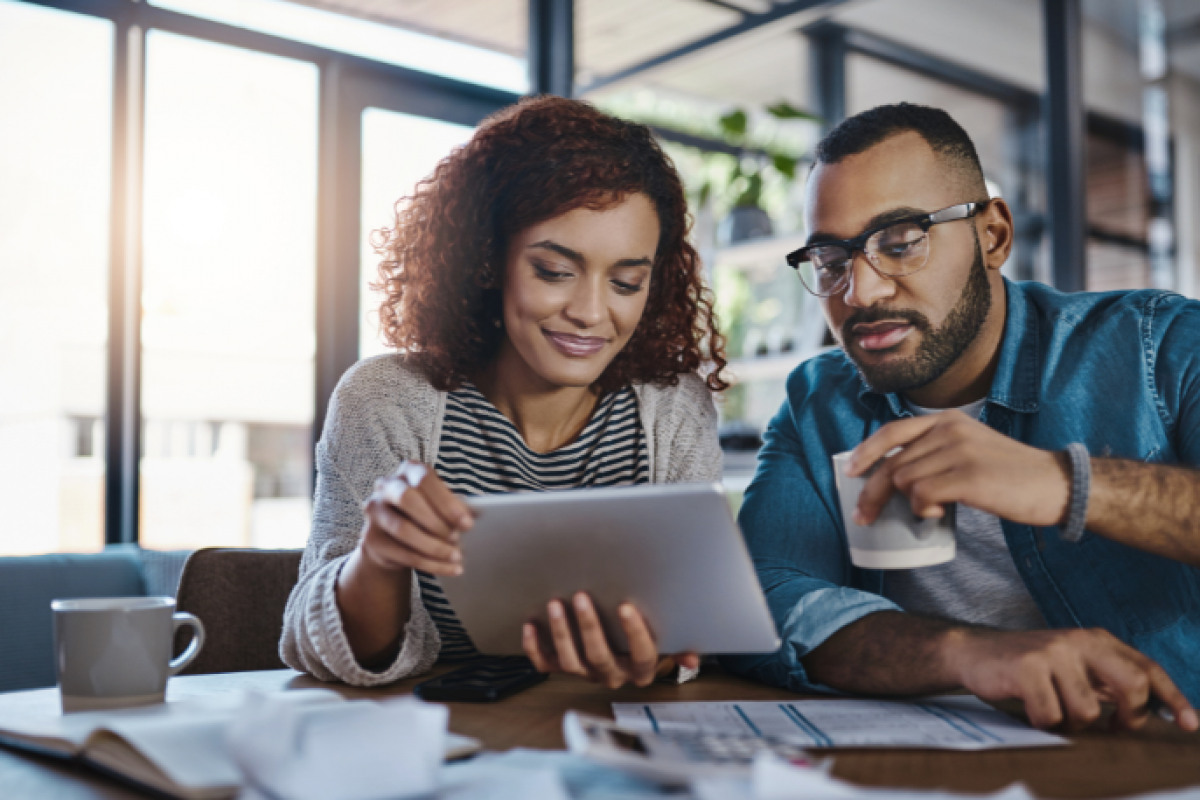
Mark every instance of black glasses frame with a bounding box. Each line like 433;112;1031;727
785;200;990;295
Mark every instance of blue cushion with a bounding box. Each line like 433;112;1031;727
0;548;146;692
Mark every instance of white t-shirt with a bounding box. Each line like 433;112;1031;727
881;398;1046;631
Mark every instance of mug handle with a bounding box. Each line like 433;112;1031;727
170;612;206;676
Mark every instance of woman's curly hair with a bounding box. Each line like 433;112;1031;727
372;94;729;394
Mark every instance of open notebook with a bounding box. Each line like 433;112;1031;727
0;689;480;800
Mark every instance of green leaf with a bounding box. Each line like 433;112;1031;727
766;101;821;122
697;181;712;207
735;173;764;208
718;110;748;139
771;154;797;180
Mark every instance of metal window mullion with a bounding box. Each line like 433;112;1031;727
104;13;146;545
806;22;846;134
313;58;364;450
529;0;574;97
1042;0;1087;293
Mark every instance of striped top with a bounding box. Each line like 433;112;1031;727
419;381;650;660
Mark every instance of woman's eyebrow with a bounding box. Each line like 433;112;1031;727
528;240;652;269
528;240;584;264
612;257;652;268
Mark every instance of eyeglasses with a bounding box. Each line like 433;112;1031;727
786;201;988;298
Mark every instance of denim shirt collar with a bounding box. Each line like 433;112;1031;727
856;278;1041;417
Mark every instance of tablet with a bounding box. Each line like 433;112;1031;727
437;483;781;657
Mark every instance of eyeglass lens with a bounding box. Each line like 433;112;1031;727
797;220;931;297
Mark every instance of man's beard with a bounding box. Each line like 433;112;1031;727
840;238;992;395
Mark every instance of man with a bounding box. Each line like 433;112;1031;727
725;102;1200;733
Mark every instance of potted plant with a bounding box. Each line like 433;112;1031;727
697;102;820;245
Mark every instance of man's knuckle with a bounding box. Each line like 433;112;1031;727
1016;653;1048;680
1038;706;1063;728
1046;633;1078;656
1146;662;1172;684
1127;671;1150;696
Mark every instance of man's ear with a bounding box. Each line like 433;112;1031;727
980;197;1015;269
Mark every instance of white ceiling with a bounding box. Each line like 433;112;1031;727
284;0;1200;115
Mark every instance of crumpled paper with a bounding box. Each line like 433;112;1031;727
228;694;447;800
696;753;1039;800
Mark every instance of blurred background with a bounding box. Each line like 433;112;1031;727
2;0;1198;556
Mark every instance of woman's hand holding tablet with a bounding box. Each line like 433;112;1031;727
522;593;700;688
336;461;474;668
360;461;474;578
344;460;689;688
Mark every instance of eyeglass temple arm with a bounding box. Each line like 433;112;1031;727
929;201;983;225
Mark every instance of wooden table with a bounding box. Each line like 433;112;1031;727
1;666;1198;799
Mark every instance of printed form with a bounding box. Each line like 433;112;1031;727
612;695;1066;750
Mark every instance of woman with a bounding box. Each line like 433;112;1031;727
281;95;729;689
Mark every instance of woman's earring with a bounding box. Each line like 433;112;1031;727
493;317;503;329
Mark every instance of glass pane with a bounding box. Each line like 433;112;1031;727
1079;0;1199;294
360;109;473;359
1086;126;1151;290
141;31;318;550
151;0;526;93
0;2;111;555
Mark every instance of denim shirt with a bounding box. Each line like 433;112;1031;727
723;279;1200;704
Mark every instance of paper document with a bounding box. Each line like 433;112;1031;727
612;695;1066;750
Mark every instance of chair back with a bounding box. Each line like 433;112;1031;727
0;549;146;692
173;548;303;675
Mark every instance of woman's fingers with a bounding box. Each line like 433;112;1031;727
382;476;456;539
365;497;461;567
360;515;462;576
575;594;626;688
523;622;556;673
416;469;476;532
617;603;660;687
361;465;474;577
527;598;694;689
547;600;589;677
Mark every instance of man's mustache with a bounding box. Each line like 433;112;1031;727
841;307;931;343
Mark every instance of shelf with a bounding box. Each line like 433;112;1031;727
727;353;806;382
728;344;835;382
713;232;808;269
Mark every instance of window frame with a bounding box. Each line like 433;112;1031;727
18;0;517;545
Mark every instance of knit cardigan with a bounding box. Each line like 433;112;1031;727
280;354;723;686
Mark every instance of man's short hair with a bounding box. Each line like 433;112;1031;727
815;102;986;195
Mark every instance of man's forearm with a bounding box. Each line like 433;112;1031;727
1087;458;1200;566
802;610;970;695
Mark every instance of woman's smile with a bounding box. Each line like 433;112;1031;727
542;329;610;358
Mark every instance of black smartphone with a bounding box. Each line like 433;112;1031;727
413;657;548;703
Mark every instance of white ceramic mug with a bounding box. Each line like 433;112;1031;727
52;597;205;712
833;451;956;569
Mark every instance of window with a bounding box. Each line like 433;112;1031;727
139;31;318;550
359;109;474;360
0;1;112;555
